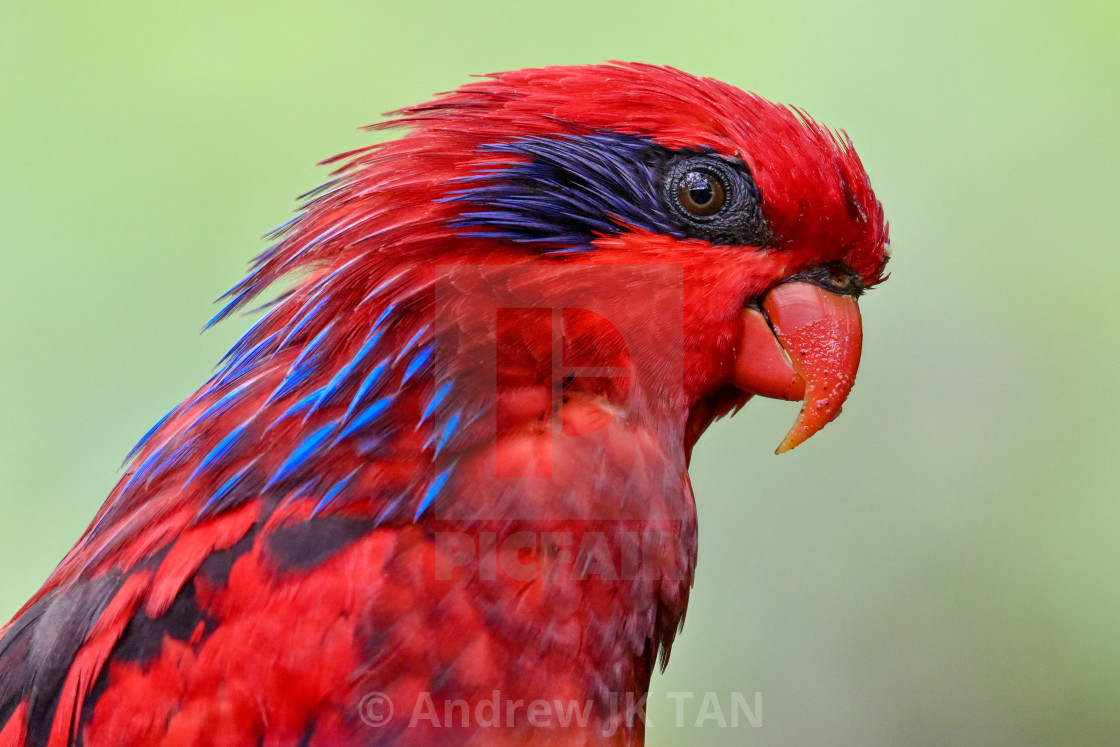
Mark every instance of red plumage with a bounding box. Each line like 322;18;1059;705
0;63;888;745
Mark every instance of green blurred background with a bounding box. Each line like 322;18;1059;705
2;1;1117;744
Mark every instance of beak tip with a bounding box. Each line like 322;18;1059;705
731;281;863;454
774;426;805;455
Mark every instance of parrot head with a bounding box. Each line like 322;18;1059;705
212;62;889;463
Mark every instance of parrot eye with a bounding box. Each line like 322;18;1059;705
677;170;726;217
662;154;771;246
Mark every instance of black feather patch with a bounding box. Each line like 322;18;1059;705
79;578;217;729
265;516;378;573
197;521;260;587
0;571;124;744
108;579;211;668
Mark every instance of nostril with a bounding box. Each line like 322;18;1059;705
788;263;864;297
827;267;852;292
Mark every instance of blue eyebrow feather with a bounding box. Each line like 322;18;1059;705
449;132;682;249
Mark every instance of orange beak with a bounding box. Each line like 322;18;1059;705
730;281;863;453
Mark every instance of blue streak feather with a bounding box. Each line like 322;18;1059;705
200;461;257;514
343;360;390;423
191;379;257;427
434;411;460;457
185;423;251;486
215;331;280;386
311;469;360;516
268;388;326;429
142;438;199;489
415;468;453;519
269;424;337;486
402;343;433;384
307;331;386;415
337;397;392;441
272;323;334;400
421;380;453;423
277;297;329;349
393;324;430;365
123;405;177;464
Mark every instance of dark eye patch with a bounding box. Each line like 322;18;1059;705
448;132;773;250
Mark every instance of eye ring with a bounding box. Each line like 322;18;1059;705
661;153;770;246
676;169;726;217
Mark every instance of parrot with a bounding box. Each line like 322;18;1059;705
0;62;888;745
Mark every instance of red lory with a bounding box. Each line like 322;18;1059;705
0;63;888;745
